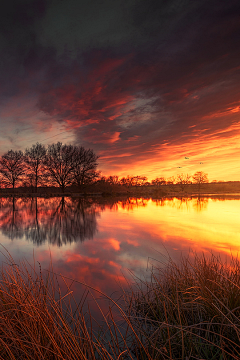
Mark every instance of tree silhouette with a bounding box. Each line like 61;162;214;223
105;175;119;185
25;143;46;193
43;142;76;192
119;175;148;187
132;176;148;186
151;177;166;186
192;171;209;192
72;146;99;188
167;176;176;185
0;150;25;189
176;173;192;191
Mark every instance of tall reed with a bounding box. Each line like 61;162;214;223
125;252;240;359
0;250;149;359
1;249;240;359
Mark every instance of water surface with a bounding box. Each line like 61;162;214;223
0;196;239;301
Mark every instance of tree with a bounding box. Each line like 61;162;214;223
72;146;99;188
132;176;148;186
119;175;146;187
166;176;176;185
192;171;208;192
151;177;166;186
96;175;107;184
119;177;127;186
106;175;119;185
166;176;176;191
43;142;76;193
119;176;133;187
176;173;192;191
25;143;46;193
0;150;25;189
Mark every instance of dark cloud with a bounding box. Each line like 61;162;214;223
0;1;47;94
0;0;240;176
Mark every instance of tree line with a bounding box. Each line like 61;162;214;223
0;142;209;193
0;142;99;192
99;172;209;191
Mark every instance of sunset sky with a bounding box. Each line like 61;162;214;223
0;0;240;181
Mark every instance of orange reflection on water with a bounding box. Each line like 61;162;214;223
0;195;240;303
118;197;240;258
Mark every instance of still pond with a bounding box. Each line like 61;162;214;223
0;195;239;305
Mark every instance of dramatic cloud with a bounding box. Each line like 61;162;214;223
0;0;240;180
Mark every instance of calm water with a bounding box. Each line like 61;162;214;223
0;196;240;302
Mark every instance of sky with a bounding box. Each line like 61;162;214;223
0;0;240;181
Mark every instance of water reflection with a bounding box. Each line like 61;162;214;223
0;195;240;315
0;197;98;246
152;196;209;212
0;196;222;246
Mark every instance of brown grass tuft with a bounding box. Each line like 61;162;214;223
125;252;240;359
1;249;240;359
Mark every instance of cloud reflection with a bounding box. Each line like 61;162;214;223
0;196;240;314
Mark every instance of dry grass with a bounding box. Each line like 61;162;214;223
1;250;240;359
0;254;97;359
126;252;240;359
0;250;151;360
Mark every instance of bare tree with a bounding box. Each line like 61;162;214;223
119;176;135;187
119;177;127;186
0;150;25;189
43;142;75;193
106;175;119;185
132;176;148;186
167;176;176;185
25;143;46;193
151;177;166;186
192;171;208;192
72;146;99;188
166;176;176;191
176;173;192;191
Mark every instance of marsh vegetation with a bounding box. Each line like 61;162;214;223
1;250;240;359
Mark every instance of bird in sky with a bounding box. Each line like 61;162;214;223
200;162;203;164
185;157;189;159
177;166;182;168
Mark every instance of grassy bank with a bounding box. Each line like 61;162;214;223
1;251;240;359
126;253;240;359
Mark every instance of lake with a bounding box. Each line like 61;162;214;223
0;195;239;306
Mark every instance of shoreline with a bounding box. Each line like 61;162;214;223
1;191;240;198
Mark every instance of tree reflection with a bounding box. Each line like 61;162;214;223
152;196;209;212
0;195;214;246
0;197;98;246
0;197;25;239
193;196;209;212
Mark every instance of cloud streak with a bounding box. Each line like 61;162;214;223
0;0;240;180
